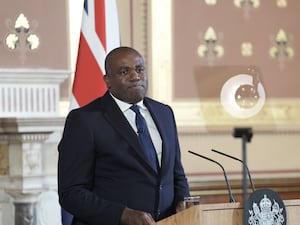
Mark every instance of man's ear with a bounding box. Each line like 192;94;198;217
103;75;111;89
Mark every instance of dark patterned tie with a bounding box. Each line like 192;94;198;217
130;104;158;172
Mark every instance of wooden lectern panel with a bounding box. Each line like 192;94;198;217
156;199;300;225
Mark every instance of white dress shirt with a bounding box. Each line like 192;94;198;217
110;94;163;166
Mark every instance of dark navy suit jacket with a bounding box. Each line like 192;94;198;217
58;91;190;225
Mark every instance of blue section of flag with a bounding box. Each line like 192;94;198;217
84;0;88;14
62;208;73;225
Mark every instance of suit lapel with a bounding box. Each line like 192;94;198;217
101;93;158;173
144;99;170;175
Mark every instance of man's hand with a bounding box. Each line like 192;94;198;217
176;200;185;213
120;207;155;225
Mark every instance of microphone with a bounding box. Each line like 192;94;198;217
211;148;255;192
137;128;144;134
188;150;235;203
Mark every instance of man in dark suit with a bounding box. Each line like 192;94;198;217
58;46;190;225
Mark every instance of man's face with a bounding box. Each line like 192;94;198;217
104;50;148;104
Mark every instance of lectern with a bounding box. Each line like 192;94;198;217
156;199;300;225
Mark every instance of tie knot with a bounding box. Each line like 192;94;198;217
130;104;141;115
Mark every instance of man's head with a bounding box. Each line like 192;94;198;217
104;47;148;104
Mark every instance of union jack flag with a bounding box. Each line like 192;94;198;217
70;0;120;109
62;1;120;224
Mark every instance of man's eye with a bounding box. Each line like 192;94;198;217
136;67;145;73
120;69;129;75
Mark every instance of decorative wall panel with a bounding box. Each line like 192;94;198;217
174;0;299;98
152;0;300;131
0;0;69;69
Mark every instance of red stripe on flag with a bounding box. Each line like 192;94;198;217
95;0;106;51
63;1;120;223
72;34;107;106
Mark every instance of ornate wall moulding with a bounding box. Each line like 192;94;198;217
4;13;40;64
150;0;300;133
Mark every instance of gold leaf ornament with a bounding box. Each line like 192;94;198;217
197;45;208;57
27;34;40;50
269;46;278;58
204;26;217;43
214;45;224;58
15;13;30;32
285;47;294;59
6;33;19;50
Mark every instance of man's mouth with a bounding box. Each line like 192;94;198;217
129;84;144;90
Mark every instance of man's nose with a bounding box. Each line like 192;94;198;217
129;69;140;80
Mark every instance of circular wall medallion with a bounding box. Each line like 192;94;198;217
220;74;265;119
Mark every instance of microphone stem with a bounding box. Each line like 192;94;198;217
222;170;235;203
188;150;235;203
211;149;255;192
242;135;249;225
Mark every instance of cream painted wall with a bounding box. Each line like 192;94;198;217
179;130;300;182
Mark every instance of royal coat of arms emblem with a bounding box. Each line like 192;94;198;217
248;189;286;225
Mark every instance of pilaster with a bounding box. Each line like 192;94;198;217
0;117;65;225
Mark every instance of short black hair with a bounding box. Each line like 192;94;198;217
104;46;142;75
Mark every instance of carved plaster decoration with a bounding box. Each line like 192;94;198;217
269;29;294;70
0;145;9;175
277;0;287;8
197;26;224;65
15;202;35;225
24;145;42;175
5;13;40;64
234;0;260;19
0;133;50;144
205;0;218;5
241;42;253;57
234;0;260;8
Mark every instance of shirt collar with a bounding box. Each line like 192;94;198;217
110;93;145;112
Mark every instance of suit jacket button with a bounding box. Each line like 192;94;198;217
157;210;161;217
